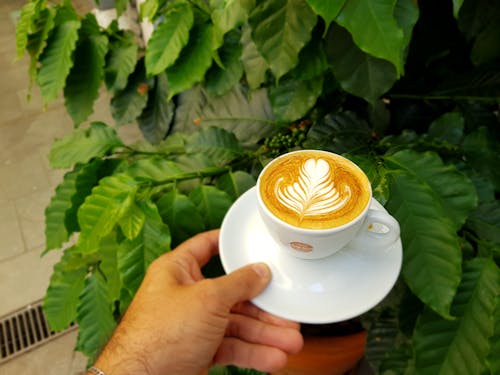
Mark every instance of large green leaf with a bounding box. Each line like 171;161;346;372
385;171;462;319
118;201;171;295
325;24;397;104
111;59;151;125
205;30;244;96
104;30;138;93
49;122;123;168
413;258;500;375
165;22;215;98
123;157;184;181
387;150;477;230
305;0;346;30
37;6;81;104
157;189;205;246
394;0;419;57
249;0;317;79
64;14;109;125
216;170;256;200
292;37;328;81
45;160;103;252
75;272;117;362
137;72;175;144
118;202;146;240
15;1;38;59
189;185;233;229
173;85;275;148
269;74;323;122
26;7;56;86
77;174;139;254
427;112;465;145
43;245;88;331
145;1;194;75
211;0;255;35
240;23;268;89
186;126;245;165
336;0;405;76
98;232;122;302
466;201;500;244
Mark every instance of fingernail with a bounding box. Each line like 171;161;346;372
252;263;270;278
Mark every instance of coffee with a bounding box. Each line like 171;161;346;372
258;151;371;229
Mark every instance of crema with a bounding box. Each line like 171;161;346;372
259;151;371;229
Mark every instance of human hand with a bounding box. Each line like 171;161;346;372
91;230;303;375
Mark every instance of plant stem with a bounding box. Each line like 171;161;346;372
146;166;231;187
200;116;278;125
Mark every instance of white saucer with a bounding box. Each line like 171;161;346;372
219;187;402;324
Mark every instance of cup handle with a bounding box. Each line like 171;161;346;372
350;209;400;249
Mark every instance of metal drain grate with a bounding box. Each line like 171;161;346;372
0;299;76;364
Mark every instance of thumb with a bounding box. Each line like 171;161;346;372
214;263;272;306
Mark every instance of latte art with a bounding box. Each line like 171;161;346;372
275;158;352;222
259;151;371;229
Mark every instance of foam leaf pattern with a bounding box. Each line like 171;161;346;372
276;158;351;220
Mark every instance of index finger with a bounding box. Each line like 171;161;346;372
176;229;221;268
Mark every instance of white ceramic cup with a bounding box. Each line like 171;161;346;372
256;150;400;259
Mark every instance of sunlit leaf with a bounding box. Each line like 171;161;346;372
105;31;138;93
123;157;184;181
216;171;256;200
37;6;81;104
118;201;171;295
145;1;194;75
49;122;123;169
186;126;245;165
166;22;215;98
118;202;146;240
336;0;405;76
77;175;139;254
99;232;122;302
15;1;37;59
211;0;255;35
305;0;346;30
249;0;317;79
240;23;268;89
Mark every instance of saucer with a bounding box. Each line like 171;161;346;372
219;187;402;324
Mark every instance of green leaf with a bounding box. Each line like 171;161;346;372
336;0;405;76
76;272;117;362
393;0;419;57
186;126;245;165
137;72;175;144
240;23;268;89
387;150;477;230
189;185;233;229
269;74;323;122
173;84;275;148
166;22;215;97
118;201;171;295
293;37;328;81
26;7;56;86
453;0;465;18
427;112;465;145
118;202;146;240
206;30;244;96
249;0;317;79
216;171;256;200
114;0;128;17
99;232;122;302
305;0;346;30
325;23;397;104
466;201;500;244
77;175;139;254
145;1;194;75
123;157;184;181
111;59;151;125
211;0;255;35
37;8;81;104
64;14;109;125
15;1;38;59
104;30;138;93
413;258;500;375
49;122;123;168
45;160;103;252
157;189;205;246
43;245;88;331
385;171;462;319
487;293;500;374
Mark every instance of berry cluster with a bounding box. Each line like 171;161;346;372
262;121;310;157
